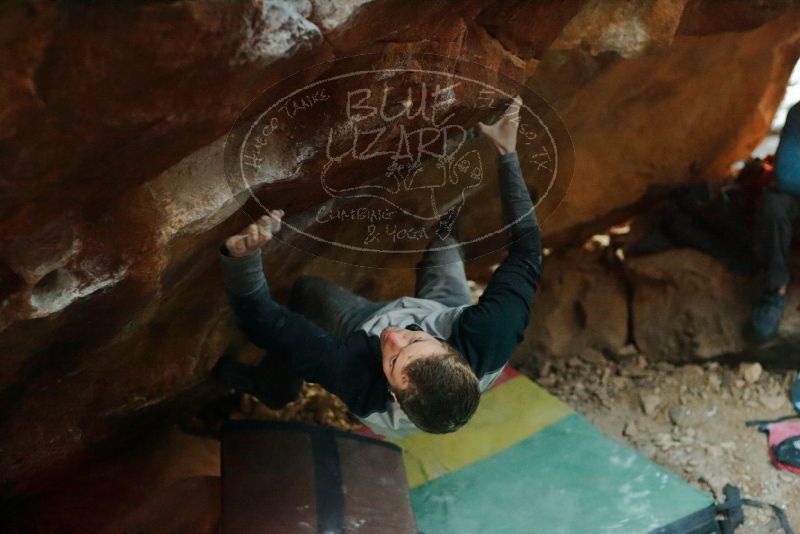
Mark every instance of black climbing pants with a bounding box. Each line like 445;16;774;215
287;234;469;338
757;188;800;291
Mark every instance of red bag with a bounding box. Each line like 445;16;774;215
766;420;800;475
747;415;800;475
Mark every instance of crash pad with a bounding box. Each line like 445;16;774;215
389;369;715;534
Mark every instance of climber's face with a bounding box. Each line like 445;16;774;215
380;326;446;392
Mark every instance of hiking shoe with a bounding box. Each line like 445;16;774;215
751;291;786;342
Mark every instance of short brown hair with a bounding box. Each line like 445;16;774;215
393;346;480;433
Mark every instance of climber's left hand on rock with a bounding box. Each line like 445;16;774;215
225;209;284;257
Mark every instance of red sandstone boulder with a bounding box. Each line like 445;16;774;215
1;0;799;492
626;248;753;361
6;429;221;533
512;248;629;364
627;247;800;362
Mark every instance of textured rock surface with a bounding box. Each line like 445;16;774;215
1;0;800;493
626;248;754;362
511;248;629;365
514;244;800;366
534;6;800;240
6;429;221;533
628;248;800;363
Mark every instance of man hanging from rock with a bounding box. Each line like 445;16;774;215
752;100;800;342
214;95;542;438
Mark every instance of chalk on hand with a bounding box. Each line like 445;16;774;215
258;215;273;238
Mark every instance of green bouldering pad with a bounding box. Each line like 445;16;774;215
389;371;714;534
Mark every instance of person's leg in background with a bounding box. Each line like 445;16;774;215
415;233;472;308
752;188;800;341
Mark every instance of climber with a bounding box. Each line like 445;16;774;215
215;95;542;437
751;100;800;342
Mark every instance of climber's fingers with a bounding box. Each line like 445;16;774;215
265;209;285;234
225;210;286;257
245;224;260;249
257;216;272;240
272;210;286;233
502;95;522;125
479;95;522;135
225;234;248;257
476;120;498;140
